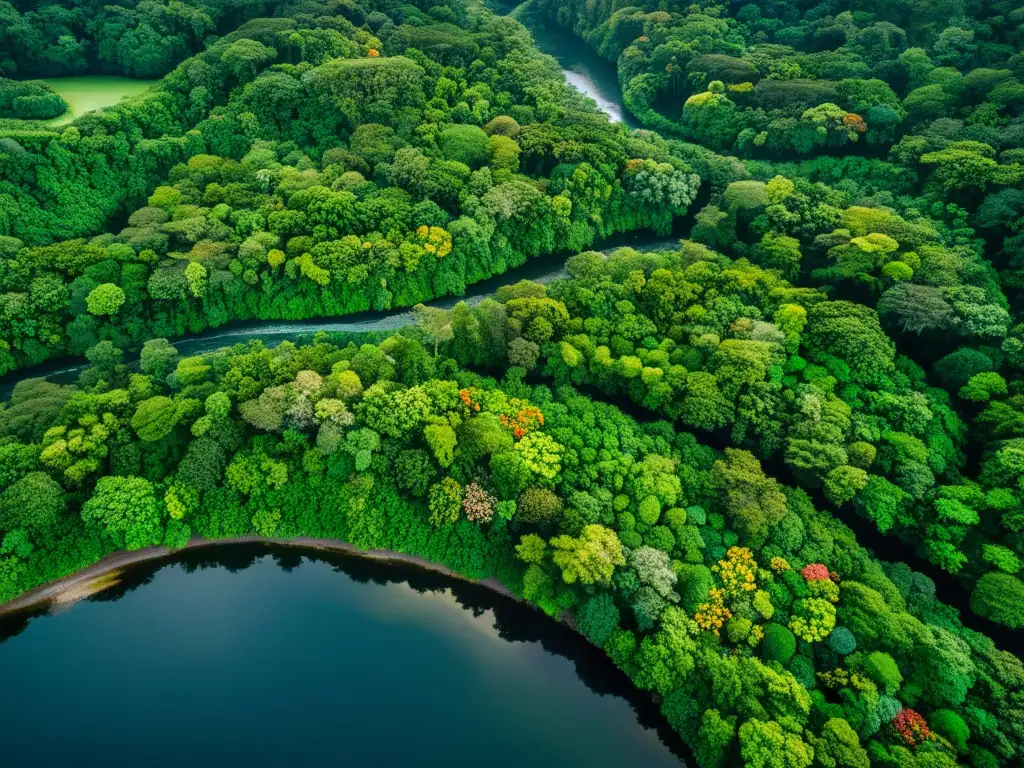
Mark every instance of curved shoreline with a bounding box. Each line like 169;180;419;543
0;536;520;618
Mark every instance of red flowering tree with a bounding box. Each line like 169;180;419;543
892;709;931;747
801;563;831;581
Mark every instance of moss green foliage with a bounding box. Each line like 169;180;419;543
970;572;1024;628
432;239;1024;624
0;79;67;120
762;623;797;664
525;0;1024;193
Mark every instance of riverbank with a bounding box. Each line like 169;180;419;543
0;537;520;618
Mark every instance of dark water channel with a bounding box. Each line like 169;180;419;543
529;26;641;129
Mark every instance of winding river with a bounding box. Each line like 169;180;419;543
0;17;1017;763
0;232;679;399
0;544;687;766
530;26;641;129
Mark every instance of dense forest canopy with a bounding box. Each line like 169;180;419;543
523;0;1024;300
1;0;1023;766
0;0;701;372
0;0;281;78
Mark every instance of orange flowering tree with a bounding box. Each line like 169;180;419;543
499;405;545;438
892;709;932;747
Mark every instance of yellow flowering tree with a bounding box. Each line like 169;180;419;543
714;546;758;598
414;225;452;258
695;547;760;636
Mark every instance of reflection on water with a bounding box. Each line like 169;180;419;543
561;69;632;125
0;544;689;767
488;2;639;126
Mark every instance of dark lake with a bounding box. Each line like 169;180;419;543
0;544;687;767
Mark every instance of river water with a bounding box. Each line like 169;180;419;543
529;27;641;129
0;24;653;399
0;545;687;767
0;232;679;399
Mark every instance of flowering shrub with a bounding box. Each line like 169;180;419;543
714;546;758;598
892;709;932;747
499;405;544;438
414;225;452;258
463;482;497;523
843;112;867;132
458;388;482;414
695;596;732;635
801;563;831;581
695;548;763;637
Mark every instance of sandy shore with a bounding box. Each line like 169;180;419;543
0;536;519;618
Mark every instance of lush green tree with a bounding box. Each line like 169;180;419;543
131;396;180;442
930;709;970;753
0;472;66;532
712;450;788;539
140;339;180;381
413;304;453;358
81;476;164;550
550;524;624;585
762;623;797;664
438;124;490;168
516;487;563;525
738;719;814;768
577;593;620;646
970;573;1024;628
85;284;126;316
810;718;870;768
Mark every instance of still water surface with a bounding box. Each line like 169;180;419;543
40;75;158;125
0;545;686;767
